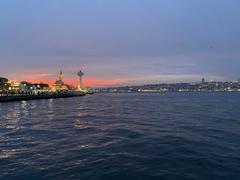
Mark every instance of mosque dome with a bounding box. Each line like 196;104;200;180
52;70;70;91
55;80;64;86
55;70;65;86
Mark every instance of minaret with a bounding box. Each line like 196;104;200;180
59;70;63;81
77;70;84;90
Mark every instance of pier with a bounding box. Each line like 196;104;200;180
0;70;94;103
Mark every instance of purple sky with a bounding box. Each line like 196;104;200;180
0;0;240;87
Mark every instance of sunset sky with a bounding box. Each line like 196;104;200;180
1;0;240;87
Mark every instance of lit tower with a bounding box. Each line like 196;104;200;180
77;70;84;90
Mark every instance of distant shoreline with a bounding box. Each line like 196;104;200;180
96;81;240;93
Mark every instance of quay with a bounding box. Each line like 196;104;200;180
0;70;94;103
0;92;85;103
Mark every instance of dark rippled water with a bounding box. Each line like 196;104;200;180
1;93;240;180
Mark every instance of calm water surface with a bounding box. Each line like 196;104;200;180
0;93;240;180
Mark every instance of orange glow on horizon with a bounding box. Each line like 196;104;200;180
13;76;124;88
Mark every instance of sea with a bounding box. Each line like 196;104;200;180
0;92;240;180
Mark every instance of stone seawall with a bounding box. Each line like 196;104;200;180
0;93;85;103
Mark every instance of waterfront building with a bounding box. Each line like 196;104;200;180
0;77;9;92
0;77;8;84
20;81;33;93
19;81;51;94
1;78;23;93
7;80;21;92
51;70;70;92
32;83;50;94
55;70;64;86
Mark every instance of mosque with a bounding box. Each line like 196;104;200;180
51;70;72;91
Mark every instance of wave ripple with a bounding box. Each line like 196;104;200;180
0;93;240;180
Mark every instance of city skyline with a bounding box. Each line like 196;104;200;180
1;1;240;87
1;71;240;89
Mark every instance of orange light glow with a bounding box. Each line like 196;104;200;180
13;76;124;88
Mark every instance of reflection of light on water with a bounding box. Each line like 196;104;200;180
21;100;27;109
77;112;88;117
0;101;31;129
47;99;54;120
39;167;48;170
2;104;21;129
74;119;88;129
21;100;29;117
80;145;89;148
77;105;86;110
48;99;53;107
4;109;20;120
4;125;17;129
74;160;84;165
0;150;17;159
74;111;89;128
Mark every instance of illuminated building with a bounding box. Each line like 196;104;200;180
20;81;33;93
18;81;50;94
7;80;21;92
51;70;70;91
